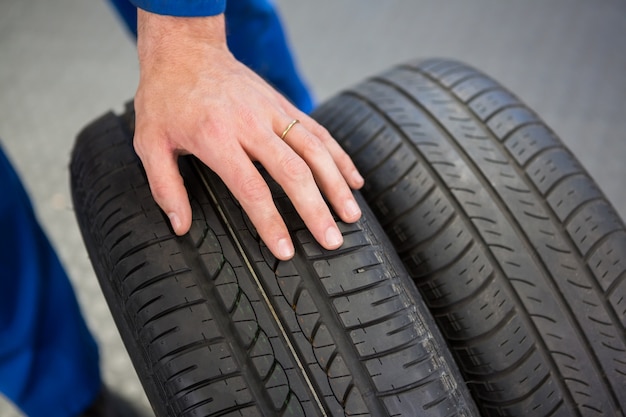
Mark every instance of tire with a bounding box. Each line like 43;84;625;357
312;58;626;416
69;103;479;417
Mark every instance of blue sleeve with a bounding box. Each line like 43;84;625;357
129;0;226;17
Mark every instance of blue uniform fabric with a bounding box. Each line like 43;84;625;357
0;144;101;417
108;0;314;112
224;0;314;113
1;1;313;415
128;0;226;17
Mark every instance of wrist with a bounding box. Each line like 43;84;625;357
136;9;228;68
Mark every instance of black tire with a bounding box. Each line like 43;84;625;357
69;103;479;417
312;58;626;416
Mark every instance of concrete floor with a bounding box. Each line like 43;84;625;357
1;1;624;415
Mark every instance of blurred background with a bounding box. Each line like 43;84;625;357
1;0;624;415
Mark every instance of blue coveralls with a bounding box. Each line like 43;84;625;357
0;1;312;415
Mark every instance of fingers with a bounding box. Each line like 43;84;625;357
198;144;296;260
251;133;345;251
135;115;363;261
139;132;297;260
275;98;365;191
134;137;193;236
242;117;361;255
313;124;365;190
272;119;362;224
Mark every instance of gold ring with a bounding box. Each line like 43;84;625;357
280;119;299;140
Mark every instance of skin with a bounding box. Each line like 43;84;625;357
133;10;364;260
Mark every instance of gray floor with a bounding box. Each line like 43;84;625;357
1;1;625;415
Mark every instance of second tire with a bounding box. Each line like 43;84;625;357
313;58;626;417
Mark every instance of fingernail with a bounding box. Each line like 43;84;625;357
277;238;295;260
325;226;343;248
345;198;361;220
168;212;181;233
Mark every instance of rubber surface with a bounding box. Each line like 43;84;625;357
70;104;479;417
313;58;626;417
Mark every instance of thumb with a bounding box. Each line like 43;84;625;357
134;139;192;235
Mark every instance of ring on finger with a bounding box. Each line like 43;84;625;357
280;119;300;140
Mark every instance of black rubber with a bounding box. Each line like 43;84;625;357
312;58;626;417
70;103;479;417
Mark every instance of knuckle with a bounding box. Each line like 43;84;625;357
132;135;147;158
310;123;332;142
300;131;326;156
149;182;170;204
237;175;270;204
281;153;311;182
334;150;353;170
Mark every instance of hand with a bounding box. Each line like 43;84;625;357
133;10;364;260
